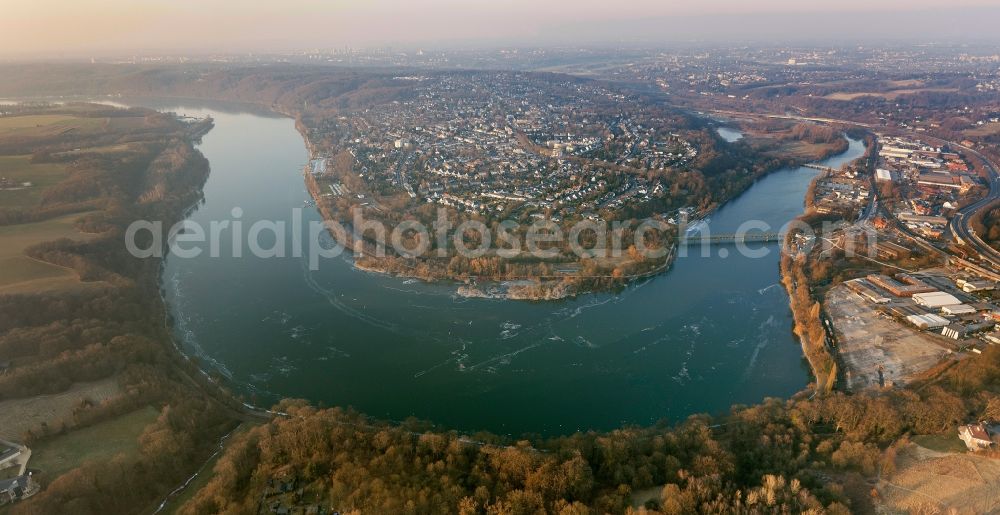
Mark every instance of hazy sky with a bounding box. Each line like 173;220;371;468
4;0;1000;58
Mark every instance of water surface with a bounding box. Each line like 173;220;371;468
147;99;863;436
716;127;745;143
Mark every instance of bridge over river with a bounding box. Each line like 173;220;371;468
679;231;784;245
801;163;841;173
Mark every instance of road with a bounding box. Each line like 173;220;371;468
709;108;1000;271
946;141;1000;269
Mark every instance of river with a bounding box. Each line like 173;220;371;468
124;99;865;437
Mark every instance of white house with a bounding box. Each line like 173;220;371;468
959;423;993;451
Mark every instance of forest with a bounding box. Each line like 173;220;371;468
0;104;242;514
1;66;997;514
971;199;1000;251
169;343;1000;514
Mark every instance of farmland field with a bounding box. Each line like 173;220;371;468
0;211;102;292
965;122;1000;137
0;378;122;441
53;142;141;158
0;114;105;138
27;406;159;482
0;155;70;208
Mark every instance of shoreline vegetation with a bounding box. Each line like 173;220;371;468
779;134;872;393
0;102;250;514
0;71;850;301
781;244;840;392
297;116;851;300
157;116;997;515
1;65;998;514
306;158;679;300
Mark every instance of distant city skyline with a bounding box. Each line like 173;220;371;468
3;0;1000;58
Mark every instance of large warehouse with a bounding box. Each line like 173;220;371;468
912;291;961;308
942;304;977;316
906;313;950;329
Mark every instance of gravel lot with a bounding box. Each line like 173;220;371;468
826;285;955;389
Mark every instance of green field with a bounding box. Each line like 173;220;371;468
0;114;80;131
0;114;105;138
0;211;100;292
28;406;159;482
912;434;969;453
0;155;70;208
53;142;141;159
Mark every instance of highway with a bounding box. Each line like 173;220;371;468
709;108;1000;272
948;141;1000;269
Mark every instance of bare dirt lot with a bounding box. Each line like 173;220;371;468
823;88;958;101
0;377;120;440
878;443;1000;514
826;286;954;390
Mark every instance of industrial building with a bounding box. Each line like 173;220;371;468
913;291;962;308
897;212;949;226
867;274;936;297
943;324;970;340
942;304;978;316
845;278;891;304
957;278;996;293
906;313;950;329
873;241;912;260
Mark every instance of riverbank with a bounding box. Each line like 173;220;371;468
780;247;839;392
778;137;869;393
297;117;850;301
0;101;245;513
154;99;843;436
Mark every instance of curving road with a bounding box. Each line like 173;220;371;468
709;108;1000;271
946;141;1000;269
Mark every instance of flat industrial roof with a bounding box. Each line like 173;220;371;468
942;304;977;315
906;313;950;327
913;291;961;307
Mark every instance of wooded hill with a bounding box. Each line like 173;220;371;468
0;104;242;514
